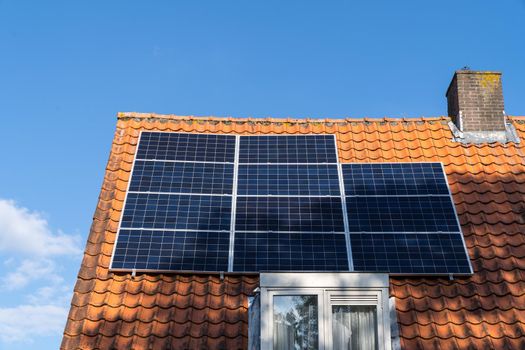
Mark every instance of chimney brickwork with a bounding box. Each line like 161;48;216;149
446;70;505;132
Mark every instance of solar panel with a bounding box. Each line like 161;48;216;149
235;197;345;232
121;193;232;231
342;162;471;275
237;164;340;196
111;230;229;271
342;163;449;196
350;233;470;274
233;232;348;271
130;161;234;194
238;135;337;163
345;196;459;232
136;132;236;162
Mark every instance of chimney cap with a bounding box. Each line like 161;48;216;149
445;70;502;97
454;69;501;75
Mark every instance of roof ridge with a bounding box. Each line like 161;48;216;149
117;112;451;123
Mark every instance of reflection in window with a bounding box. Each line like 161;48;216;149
273;295;318;350
332;305;378;350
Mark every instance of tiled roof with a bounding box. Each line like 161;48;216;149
62;112;525;349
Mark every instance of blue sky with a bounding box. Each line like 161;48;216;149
0;1;524;348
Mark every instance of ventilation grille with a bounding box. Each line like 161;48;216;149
330;294;379;304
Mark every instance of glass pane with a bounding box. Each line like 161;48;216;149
273;295;319;350
332;305;378;350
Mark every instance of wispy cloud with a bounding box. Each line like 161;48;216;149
0;199;82;343
4;258;63;290
0;199;80;256
0;304;68;343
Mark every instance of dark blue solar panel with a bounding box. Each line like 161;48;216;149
237;164;340;196
350;233;471;274
130;161;234;194
136;132;236;162
233;232;348;271
346;196;459;232
342;163;449;196
342;162;471;274
239;135;337;163
121;193;232;231
111;230;229;271
113;130;469;275
235;197;345;232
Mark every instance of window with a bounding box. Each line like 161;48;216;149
272;294;319;349
256;273;391;350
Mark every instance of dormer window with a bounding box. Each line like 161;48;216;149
251;272;391;350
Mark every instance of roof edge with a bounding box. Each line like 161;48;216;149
117;112;452;123
117;112;525;123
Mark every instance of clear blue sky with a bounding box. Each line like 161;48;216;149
0;1;524;349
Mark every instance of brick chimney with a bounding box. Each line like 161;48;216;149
445;70;510;142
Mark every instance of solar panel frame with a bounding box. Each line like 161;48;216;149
336;162;354;271
227;135;241;271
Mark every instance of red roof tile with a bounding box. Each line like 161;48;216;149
62;113;525;349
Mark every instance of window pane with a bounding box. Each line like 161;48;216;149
273;295;318;350
332;305;378;350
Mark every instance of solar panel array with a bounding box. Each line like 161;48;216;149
111;132;472;275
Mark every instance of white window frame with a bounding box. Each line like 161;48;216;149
260;273;391;350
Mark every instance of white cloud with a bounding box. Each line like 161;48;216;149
0;304;68;343
0;199;80;256
27;284;71;306
4;259;62;290
0;199;82;344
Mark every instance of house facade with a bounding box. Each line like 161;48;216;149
62;70;525;349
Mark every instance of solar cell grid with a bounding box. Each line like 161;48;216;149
341;162;470;274
350;233;470;274
136;132;236;162
130;161;234;194
235;196;345;232
345;196;459;232
238;135;338;163
121;193;232;231
233;232;348;271
237;164;340;196
111;230;229;271
342;163;449;196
